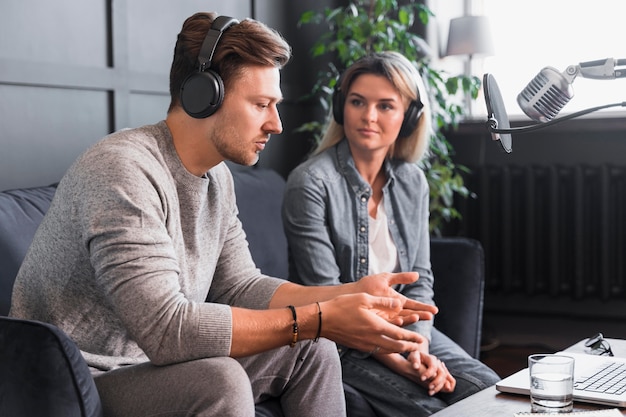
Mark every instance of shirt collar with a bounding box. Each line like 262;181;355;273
335;138;396;195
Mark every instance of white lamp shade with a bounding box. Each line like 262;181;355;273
445;15;495;57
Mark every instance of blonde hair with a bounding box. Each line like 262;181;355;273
313;51;431;163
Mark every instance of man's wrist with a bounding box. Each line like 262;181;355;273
284;303;325;346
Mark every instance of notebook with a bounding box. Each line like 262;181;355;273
513;409;622;417
496;351;626;407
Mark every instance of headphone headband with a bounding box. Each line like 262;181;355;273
197;16;239;70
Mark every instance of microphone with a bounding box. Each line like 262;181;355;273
516;66;574;123
517;58;626;122
483;72;626;153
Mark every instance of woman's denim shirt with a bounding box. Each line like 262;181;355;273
282;139;435;341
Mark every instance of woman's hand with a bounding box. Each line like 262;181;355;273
375;350;456;396
354;272;438;326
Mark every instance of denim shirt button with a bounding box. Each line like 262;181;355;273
359;226;366;232
360;257;366;264
360;196;367;203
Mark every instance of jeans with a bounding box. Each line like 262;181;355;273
341;328;501;417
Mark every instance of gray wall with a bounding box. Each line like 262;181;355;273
0;0;335;191
253;0;338;177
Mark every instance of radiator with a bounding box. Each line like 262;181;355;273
459;164;626;302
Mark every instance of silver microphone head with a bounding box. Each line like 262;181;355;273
516;66;575;122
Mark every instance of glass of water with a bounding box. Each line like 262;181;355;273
528;354;575;413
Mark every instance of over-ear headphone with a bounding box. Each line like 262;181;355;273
180;16;239;118
332;77;424;138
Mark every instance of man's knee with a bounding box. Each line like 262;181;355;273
294;338;343;386
95;357;256;417
309;339;342;369
194;357;253;395
184;357;255;416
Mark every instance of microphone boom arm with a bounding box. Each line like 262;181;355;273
577;58;626;80
488;101;626;134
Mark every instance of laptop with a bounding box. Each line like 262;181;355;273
496;351;626;407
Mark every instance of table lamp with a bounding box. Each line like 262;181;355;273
445;15;495;60
445;15;495;114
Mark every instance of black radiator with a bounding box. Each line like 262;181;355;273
457;164;626;303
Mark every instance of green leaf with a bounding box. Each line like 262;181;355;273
398;9;409;25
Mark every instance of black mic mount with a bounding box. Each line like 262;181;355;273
488;101;626;134
483;59;626;153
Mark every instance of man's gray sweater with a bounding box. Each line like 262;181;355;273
10;121;284;373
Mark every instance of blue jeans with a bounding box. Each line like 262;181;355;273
341;328;501;417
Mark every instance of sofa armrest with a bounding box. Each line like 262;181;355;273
431;237;485;359
0;316;103;417
0;185;57;316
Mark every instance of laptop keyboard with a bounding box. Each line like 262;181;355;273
575;361;626;395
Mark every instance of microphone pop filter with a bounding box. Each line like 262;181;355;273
483;73;512;153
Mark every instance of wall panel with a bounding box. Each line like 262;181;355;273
128;92;170;128
0;1;108;67
0;84;109;190
126;0;246;75
0;0;251;191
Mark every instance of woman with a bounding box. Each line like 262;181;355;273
282;51;500;417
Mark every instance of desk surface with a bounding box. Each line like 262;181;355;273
430;385;625;416
431;338;626;417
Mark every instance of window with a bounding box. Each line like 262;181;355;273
433;0;626;120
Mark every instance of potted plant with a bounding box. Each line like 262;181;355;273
297;0;481;236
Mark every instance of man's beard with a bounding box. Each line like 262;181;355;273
210;127;261;167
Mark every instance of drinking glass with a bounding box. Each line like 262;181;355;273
528;354;575;413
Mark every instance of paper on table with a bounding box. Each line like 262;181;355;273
514;409;622;417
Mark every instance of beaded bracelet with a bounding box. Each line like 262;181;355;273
287;305;299;348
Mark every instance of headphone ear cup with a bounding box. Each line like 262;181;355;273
398;100;423;138
180;69;225;119
332;86;345;125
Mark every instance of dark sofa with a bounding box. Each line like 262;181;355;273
0;163;487;416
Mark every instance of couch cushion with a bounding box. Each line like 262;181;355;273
0;316;103;417
229;164;289;279
0;185;57;316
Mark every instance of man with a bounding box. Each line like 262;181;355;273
10;12;437;417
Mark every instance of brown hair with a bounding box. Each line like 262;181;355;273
168;12;291;112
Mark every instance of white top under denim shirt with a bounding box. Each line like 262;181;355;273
368;199;400;275
282;138;435;344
